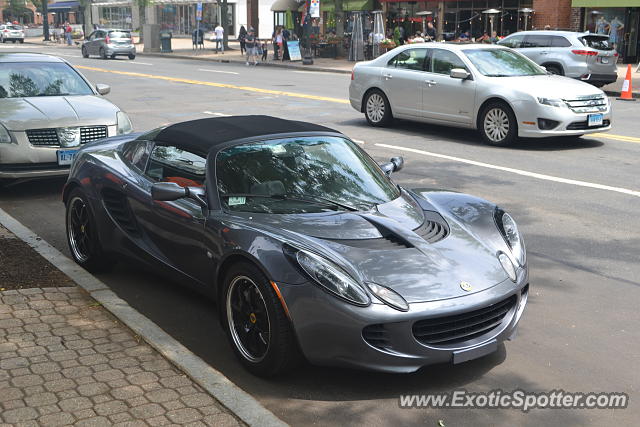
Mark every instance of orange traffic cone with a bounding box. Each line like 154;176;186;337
617;64;636;101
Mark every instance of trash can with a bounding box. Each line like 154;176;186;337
160;31;172;53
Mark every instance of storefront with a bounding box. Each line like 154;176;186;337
154;0;235;35
98;4;134;29
320;0;376;34
572;1;639;63
380;0;533;39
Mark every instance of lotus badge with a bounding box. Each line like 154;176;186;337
460;281;473;292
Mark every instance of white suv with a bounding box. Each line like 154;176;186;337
0;25;25;44
498;31;618;87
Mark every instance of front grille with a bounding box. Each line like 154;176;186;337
413;295;517;346
26;129;59;146
0;162;68;172
562;95;607;113
101;188;139;236
362;324;391;350
26;126;108;147
566;119;610;130
80;126;108;143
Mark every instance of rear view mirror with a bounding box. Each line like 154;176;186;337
450;68;470;80
96;84;110;95
380;156;404;175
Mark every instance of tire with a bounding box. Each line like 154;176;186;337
100;48;107;59
222;261;300;377
128;54;136;60
544;64;563;75
363;89;393;127
478;101;518;147
81;46;89;58
18;39;23;44
110;54;116;59
65;188;114;273
1;39;5;43
12;40;16;44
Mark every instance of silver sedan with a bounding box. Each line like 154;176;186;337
0;53;133;181
349;43;612;146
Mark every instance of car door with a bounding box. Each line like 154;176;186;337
520;34;553;65
380;48;429;118
91;30;106;55
421;49;476;125
126;142;211;284
85;31;97;53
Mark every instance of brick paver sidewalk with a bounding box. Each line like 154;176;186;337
0;287;241;426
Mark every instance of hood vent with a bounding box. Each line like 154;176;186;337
101;188;139;236
325;234;411;250
413;212;449;244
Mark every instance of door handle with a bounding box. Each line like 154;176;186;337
540;51;549;54
383;73;393;80
425;80;437;86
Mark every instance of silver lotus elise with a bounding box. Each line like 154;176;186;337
0;53;133;181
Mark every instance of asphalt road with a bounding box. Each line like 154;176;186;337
1;44;639;426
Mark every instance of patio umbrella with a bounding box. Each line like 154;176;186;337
286;10;294;30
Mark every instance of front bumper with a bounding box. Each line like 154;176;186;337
514;100;612;138
279;267;529;373
0;126;116;179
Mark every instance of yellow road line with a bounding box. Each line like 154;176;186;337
77;66;640;144
591;132;640;143
77;65;349;104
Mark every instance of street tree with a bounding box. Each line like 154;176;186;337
133;0;151;42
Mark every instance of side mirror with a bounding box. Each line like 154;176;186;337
152;182;208;207
380;156;404;175
450;68;470;80
96;84;110;95
152;182;186;201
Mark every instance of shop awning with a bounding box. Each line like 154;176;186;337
320;0;374;12
271;0;303;11
572;0;640;5
48;1;80;10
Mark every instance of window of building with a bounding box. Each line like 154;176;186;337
99;7;133;30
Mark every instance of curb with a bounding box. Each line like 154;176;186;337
138;51;353;74
0;207;287;427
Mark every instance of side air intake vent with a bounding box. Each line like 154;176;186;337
101;188;139;236
413;211;449;244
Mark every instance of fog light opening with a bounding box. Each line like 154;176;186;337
537;118;560;130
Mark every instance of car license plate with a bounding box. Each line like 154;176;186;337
588;114;603;127
57;149;78;166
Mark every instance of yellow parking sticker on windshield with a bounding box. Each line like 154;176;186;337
228;196;246;206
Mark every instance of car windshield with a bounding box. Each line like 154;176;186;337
464;49;546;77
216;136;401;214
6;25;21;30
0;62;93;98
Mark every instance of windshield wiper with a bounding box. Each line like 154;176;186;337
484;74;510;77
221;193;358;211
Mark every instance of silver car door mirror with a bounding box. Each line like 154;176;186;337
96;84;110;95
450;68;470;79
380;156;404;175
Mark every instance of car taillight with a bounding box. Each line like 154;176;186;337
105;35;111;44
351;70;354;81
571;50;598;56
614;52;619;57
3;30;7;33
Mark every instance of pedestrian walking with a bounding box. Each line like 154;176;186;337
245;27;258;66
273;27;283;60
214;22;224;54
64;22;73;46
238;25;247;55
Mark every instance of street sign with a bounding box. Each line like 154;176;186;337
196;2;203;21
310;0;320;18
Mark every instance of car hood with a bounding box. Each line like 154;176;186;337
494;74;604;99
0;95;119;131
232;191;511;303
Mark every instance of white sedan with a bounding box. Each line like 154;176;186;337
349;43;611;146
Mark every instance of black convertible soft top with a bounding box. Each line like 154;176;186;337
152;116;339;155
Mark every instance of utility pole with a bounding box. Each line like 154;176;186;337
43;0;50;41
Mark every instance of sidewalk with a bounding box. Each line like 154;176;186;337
0;216;286;426
0;224;242;426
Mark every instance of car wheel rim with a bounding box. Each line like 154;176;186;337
226;276;271;363
67;197;92;263
366;93;385;123
484;108;510;142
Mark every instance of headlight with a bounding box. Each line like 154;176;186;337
367;282;408;311
495;209;525;267
498;252;517;282
296;250;370;306
537;97;566;108
0;123;12;143
116;111;133;135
